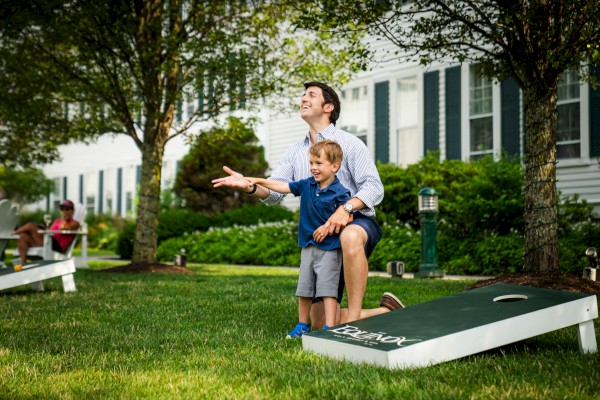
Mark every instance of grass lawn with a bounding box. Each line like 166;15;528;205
1;262;599;399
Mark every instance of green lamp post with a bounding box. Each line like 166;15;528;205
416;187;445;278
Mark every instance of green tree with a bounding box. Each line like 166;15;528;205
175;117;267;215
300;0;600;272
0;0;366;265
0;166;54;207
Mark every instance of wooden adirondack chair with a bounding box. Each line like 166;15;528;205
0;199;19;267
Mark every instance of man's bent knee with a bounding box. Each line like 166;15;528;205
340;225;367;256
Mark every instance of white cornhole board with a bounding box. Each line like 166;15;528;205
302;283;598;369
0;258;77;293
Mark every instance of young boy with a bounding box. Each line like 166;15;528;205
246;140;350;338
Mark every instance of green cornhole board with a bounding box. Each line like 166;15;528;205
302;284;598;369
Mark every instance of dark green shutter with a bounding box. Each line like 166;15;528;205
98;170;104;214
424;71;440;153
501;78;521;157
445;67;461;159
62;177;67;200
79;174;84;204
136;166;141;186
375;81;390;164
590;65;600;157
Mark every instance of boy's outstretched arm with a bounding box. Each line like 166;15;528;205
246;177;291;194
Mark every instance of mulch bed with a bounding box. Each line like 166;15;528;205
467;271;600;296
101;263;195;275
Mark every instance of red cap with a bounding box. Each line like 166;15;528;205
59;200;74;208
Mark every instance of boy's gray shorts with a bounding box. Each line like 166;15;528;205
296;246;342;299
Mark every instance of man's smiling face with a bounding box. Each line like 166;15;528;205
300;86;330;122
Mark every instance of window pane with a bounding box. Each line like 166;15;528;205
469;65;493;115
557;103;580;141
557;143;580;159
397;77;418;128
470;116;493;153
558;71;580;101
339;85;369;141
556;101;580;159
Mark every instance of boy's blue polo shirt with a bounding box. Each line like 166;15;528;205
289;176;351;250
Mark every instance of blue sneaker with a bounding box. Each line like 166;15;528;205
286;322;310;339
323;325;330;330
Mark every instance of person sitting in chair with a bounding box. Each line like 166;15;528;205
13;200;80;264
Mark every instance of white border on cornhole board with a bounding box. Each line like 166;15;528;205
0;258;76;292
302;290;598;369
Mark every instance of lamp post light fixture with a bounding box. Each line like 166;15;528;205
416;187;445;278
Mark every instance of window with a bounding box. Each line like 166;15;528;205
85;171;97;214
396;76;419;165
469;65;493;159
126;192;134;216
105;168;114;213
557;71;581;159
339;85;369;144
52;178;61;197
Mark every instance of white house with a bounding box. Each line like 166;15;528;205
36;40;600;216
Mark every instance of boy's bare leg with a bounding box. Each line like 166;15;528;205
322;297;338;328
298;297;312;325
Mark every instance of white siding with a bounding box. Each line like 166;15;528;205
557;163;600;215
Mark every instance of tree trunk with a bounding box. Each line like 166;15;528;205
522;83;560;272
131;139;165;265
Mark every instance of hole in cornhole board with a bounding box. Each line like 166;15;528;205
493;294;528;303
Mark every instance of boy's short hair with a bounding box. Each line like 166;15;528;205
310;140;343;164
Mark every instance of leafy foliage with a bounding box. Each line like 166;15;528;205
0;167;54;206
377;153;524;236
210;203;294;228
175;117;268;215
157;221;301;267
116;203;294;259
0;0;368;264
155;156;599;275
295;0;600;272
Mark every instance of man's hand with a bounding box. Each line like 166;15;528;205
212;166;253;192
323;207;354;236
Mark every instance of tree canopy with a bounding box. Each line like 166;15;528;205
0;0;367;264
175;117;268;215
0;166;54;207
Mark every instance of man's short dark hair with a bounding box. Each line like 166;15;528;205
304;81;341;125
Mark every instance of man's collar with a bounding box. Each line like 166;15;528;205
305;123;336;142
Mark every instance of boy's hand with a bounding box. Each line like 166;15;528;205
246;177;260;187
312;225;329;243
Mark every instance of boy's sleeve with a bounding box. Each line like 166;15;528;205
288;179;305;197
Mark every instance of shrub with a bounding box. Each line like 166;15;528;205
84;213;127;251
369;223;421;272
158;209;212;242
157;221;300;266
210;203;293;228
116;220;136;259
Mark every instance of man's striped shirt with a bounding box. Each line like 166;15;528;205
262;124;384;217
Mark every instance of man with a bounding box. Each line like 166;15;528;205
212;81;403;328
